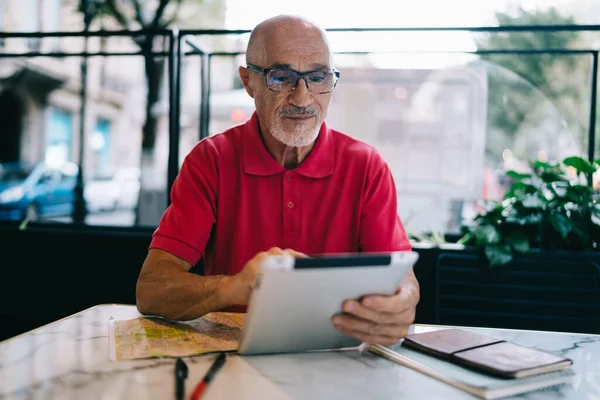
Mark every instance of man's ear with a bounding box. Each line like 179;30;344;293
239;66;254;98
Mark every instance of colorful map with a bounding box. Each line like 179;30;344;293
114;312;246;360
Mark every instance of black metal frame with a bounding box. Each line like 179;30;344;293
1;24;599;229
245;63;341;94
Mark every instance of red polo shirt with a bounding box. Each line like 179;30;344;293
150;112;411;276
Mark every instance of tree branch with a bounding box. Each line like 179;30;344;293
104;0;129;28
152;0;172;28
132;0;146;27
161;0;184;28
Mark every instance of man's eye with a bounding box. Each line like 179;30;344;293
271;75;291;83
309;75;326;83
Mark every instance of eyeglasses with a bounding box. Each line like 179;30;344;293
246;64;340;94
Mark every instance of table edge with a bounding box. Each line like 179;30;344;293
0;303;135;345
1;303;598;346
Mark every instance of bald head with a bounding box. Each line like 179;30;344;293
245;15;332;66
239;15;336;151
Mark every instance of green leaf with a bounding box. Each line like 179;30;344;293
505;232;530;253
595;158;600;166
565;184;593;203
550;212;573;239
512;181;539;193
481;200;503;214
430;231;446;245
519;212;544;225
506;170;532;180
563;156;595;174
533;160;558;171
592;213;600;227
570;226;591;246
540;170;567;183
407;231;431;243
475;224;501;246
485;244;513;266
505;182;539;201
550;181;569;197
456;232;473;245
591;199;600;217
501;204;519;219
521;193;546;208
18;217;29;231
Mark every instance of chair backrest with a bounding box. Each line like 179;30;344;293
435;250;600;334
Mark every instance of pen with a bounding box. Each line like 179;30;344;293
189;352;227;400
175;357;188;400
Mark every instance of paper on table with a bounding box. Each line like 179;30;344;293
109;312;245;360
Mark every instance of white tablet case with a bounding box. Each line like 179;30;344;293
237;251;419;355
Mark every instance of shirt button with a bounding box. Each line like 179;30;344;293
285;175;292;181
287;201;294;208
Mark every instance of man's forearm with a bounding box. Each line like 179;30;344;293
136;270;241;321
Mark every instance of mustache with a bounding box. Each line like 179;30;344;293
279;105;318;118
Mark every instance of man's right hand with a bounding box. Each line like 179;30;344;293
232;247;307;305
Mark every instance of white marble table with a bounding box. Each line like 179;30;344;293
1;304;599;399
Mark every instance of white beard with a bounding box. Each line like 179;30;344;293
270;118;320;147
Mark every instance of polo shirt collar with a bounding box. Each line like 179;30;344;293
242;112;335;178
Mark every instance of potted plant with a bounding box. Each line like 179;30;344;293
458;156;600;266
430;156;599;334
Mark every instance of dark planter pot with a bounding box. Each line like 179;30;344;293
433;245;600;334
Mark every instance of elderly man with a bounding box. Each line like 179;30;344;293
136;15;420;345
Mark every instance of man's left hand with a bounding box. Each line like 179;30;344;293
332;272;420;346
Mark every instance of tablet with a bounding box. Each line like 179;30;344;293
237;251;419;355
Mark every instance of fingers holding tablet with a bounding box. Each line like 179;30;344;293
331;314;409;346
332;275;419;346
233;247;308;304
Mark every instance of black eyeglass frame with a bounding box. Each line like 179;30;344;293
246;64;341;94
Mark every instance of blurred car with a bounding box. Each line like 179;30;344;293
84;175;119;212
84;167;140;212
0;161;78;221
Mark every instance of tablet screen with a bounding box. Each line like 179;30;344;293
293;253;392;269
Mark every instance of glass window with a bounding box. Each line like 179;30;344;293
0;0;4;48
19;0;40;30
42;0;62;51
198;48;594;236
46;107;73;167
92;118;111;178
20;0;41;50
3;3;595;233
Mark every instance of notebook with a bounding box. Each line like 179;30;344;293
369;341;575;400
401;329;573;378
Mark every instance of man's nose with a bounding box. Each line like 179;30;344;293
288;77;312;107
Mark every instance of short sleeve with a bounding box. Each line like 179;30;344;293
359;163;411;253
149;144;218;265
